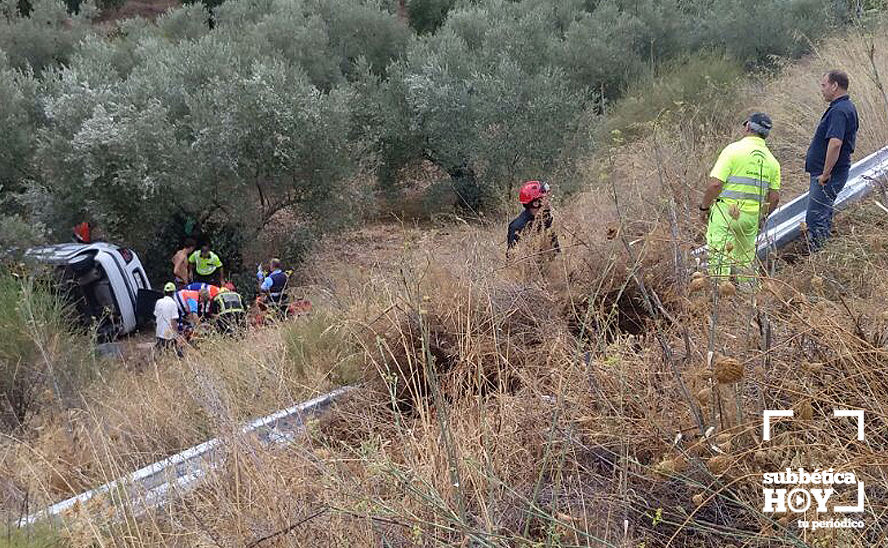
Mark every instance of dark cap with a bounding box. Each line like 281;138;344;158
743;112;772;136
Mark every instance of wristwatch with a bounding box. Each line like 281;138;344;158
699;205;709;211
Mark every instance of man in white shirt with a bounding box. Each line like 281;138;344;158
154;282;182;357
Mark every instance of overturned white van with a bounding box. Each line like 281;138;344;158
25;243;154;339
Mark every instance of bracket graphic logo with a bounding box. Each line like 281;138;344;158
761;409;865;530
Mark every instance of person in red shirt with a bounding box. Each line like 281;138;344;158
73;221;92;244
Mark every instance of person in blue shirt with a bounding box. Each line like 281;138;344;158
805;70;859;251
185;281;220;295
184;282;220;315
174;288;210;334
257;258;289;307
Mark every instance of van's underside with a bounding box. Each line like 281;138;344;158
54;254;123;340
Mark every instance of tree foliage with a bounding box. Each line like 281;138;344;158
13;0;397;271
0;0;852;274
0;0;96;72
407;0;455;34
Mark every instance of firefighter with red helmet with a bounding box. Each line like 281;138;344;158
507;180;559;253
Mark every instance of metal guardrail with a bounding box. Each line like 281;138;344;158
21;386;355;526
756;144;888;257
694;145;888;265
21;147;888;528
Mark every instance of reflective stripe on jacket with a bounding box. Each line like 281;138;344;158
709;135;781;213
214;292;245;315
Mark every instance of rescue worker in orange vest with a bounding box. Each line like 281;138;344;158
73;221;103;243
73;221;92;244
185;282;222;316
174;287;211;335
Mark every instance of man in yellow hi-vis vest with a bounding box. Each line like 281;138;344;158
700;113;781;284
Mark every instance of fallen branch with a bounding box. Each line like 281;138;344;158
245;507;329;548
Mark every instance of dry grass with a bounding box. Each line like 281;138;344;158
4;17;888;548
0;317;352;528
758;21;888;196
34;196;883;547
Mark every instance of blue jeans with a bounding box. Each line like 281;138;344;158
805;171;848;251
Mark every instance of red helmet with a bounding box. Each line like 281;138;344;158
223;281;236;291
518;180;550;205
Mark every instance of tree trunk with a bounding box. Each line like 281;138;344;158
449;162;481;213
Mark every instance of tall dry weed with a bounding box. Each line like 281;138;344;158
7;17;888;548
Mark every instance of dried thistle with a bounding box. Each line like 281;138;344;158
794;398;814;421
718;281;737;298
689;277;708;293
653;457;687;479
706;455;732;475
696;386;712;404
715;433;733;452
714;356;743;384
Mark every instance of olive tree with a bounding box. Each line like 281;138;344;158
379;0;590;209
0;57;38;200
31;21;360;271
184;59;357;233
0;0;96;73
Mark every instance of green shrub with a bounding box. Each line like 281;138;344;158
699;0;840;67
0;213;46;260
25;0;397;263
282;313;362;385
96;0;123;11
0;64;39;199
181;0;224;13
213;0;409;88
0;0;96;73
0;274;96;431
154;2;211;41
316;0;411;81
0;523;67;547
407;0;456;34
604;54;746;140
557;1;649;98
382;0;591;210
32;43;357;259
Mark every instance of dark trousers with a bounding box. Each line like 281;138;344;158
193;272;219;285
805;171;849;251
156;337;183;357
215;313;246;335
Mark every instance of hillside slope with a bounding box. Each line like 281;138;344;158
4;18;888;548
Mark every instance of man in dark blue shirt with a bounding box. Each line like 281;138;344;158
804;69;859;251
